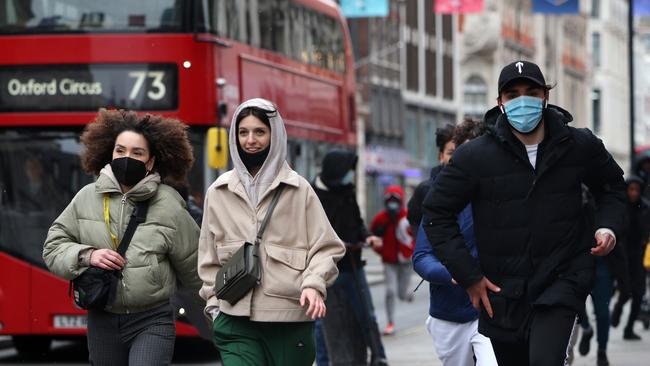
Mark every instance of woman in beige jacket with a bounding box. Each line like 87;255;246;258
198;98;345;365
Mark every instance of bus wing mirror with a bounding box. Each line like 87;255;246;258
207;127;228;169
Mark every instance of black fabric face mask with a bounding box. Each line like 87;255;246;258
237;144;270;171
111;157;148;187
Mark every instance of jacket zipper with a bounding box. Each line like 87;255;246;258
118;194;129;314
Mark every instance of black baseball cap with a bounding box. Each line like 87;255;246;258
498;60;546;94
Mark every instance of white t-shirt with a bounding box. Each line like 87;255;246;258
525;144;538;169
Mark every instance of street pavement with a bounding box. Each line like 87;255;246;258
1;248;649;365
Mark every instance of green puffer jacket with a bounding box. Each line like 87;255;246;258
43;165;202;314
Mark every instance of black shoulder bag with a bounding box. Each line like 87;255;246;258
215;185;284;305
70;200;149;310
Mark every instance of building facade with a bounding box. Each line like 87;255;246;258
347;0;460;217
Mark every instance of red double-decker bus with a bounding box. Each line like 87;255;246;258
0;0;356;357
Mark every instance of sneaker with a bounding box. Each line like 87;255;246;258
597;350;609;366
611;305;622;328
578;326;593;356
382;323;395;336
623;328;642;340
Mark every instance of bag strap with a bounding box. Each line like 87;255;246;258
254;185;285;246
116;199;150;257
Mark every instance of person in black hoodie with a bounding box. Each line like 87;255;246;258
312;150;388;366
407;124;455;234
610;176;650;340
632;151;650;201
422;60;626;365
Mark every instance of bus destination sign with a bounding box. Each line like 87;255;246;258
0;64;177;112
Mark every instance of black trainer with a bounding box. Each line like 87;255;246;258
611;305;622;328
623;328;642;340
597;350;610;366
578;326;593;356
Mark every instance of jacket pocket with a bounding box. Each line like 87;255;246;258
216;243;244;266
262;243;307;300
480;276;531;331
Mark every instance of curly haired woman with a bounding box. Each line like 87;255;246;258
43;109;202;366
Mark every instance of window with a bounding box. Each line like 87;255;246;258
0;130;93;267
0;0;183;33
443;55;453;100
591;0;600;18
442;14;452;42
206;0;346;73
406;0;417;29
463;75;488;118
406;43;419;92
425;49;436;96
425;0;435;35
592;32;601;67
592;89;601;134
208;0;251;43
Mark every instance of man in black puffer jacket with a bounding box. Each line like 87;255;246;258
422;60;626;366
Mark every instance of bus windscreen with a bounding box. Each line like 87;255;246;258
0;129;93;267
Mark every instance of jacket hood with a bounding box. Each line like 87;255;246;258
632;150;650;178
320;150;357;188
229;98;288;207
384;185;405;205
626;175;646;193
96;164;161;201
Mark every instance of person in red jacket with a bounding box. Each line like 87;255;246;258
370;185;415;335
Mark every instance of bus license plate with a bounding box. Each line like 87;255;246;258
53;315;87;329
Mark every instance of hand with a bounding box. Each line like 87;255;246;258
300;288;326;319
466;277;500;318
592;231;616;256
366;235;383;250
90;248;126;271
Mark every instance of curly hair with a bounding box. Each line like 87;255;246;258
436;124;455;153
452;118;486;146
80;109;194;181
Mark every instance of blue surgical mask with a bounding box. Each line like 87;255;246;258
503;96;544;134
341;170;354;185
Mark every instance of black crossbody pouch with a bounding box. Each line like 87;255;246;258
70;200;149;310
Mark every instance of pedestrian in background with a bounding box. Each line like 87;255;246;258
197;98;345;365
43;109;202;366
407;124;455;234
312;150;388;366
611;176;650;340
370;185;415;336
570;185;625;366
422;60;626;365
413;118;497;366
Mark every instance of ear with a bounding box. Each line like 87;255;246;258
497;97;505;113
146;156;156;173
543;90;550;107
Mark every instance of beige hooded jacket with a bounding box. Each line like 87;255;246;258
198;98;345;322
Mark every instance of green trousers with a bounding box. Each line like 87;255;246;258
213;313;315;366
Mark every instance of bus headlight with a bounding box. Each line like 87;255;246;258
178;308;185;316
183;61;191;69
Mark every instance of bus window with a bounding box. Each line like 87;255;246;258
0;129;93;267
0;0;184;33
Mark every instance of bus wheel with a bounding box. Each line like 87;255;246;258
12;336;52;360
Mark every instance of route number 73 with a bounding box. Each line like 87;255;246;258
128;71;166;101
